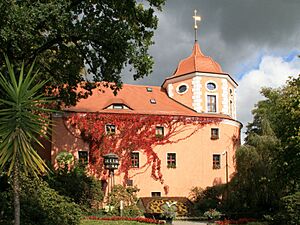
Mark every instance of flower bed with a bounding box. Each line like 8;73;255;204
215;218;256;224
85;216;164;224
139;197;192;217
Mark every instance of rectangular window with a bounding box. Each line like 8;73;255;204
211;128;219;139
78;151;88;164
167;153;176;168
155;126;164;137
229;100;233;115
213;154;221;169
151;192;161;197
105;124;116;134
207;95;217;112
126;179;133;186
131;152;139;168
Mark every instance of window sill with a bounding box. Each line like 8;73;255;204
167;166;177;169
211;136;219;140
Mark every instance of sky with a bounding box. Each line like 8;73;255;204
122;0;300;141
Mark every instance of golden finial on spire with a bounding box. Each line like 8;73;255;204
193;9;201;41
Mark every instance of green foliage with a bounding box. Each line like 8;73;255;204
0;56;52;176
46;164;104;210
0;188;13;224
247;75;300;191
0;175;82;225
107;185;142;217
0;0;165;106
203;209;221;220
229;75;300;219
55;150;75;169
0;56;54;225
272;192;300;225
190;185;225;214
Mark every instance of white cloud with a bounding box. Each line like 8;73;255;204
237;55;300;142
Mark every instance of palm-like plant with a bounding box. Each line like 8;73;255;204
0;56;53;225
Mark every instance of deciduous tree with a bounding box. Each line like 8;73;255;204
0;0;165;105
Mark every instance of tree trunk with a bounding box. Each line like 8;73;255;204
13;161;20;225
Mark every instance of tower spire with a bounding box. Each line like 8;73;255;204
193;9;201;42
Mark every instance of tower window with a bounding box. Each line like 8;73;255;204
207;82;217;91
178;85;187;93
131;152;139;168
105;124;116;134
207;95;217;112
167;153;176;168
177;83;189;94
213;154;221;169
230;100;233;116
211;128;219;139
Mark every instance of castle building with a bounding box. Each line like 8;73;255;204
50;15;241;198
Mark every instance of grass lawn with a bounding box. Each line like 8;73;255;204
81;220;152;225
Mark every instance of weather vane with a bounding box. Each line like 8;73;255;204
193;9;201;41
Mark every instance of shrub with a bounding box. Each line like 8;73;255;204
190;185;225;215
271;191;300;225
0;175;81;225
204;208;222;220
106;185;142;217
45;163;104;210
21;176;82;225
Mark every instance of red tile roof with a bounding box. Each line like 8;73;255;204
65;83;231;119
172;41;223;77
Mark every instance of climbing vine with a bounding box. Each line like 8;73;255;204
65;113;221;184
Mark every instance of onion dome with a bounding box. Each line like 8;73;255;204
173;41;223;77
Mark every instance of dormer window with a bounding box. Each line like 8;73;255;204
146;87;153;92
150;99;156;104
112;104;124;109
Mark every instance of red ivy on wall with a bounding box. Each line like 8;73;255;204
66;112;221;184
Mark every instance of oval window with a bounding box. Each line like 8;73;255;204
207;82;216;90
178;85;187;93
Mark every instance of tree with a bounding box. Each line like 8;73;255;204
228;75;300;219
0;57;53;225
0;0;165;106
247;75;300;192
228;119;281;214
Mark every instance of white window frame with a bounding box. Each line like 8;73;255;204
206;93;218;113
